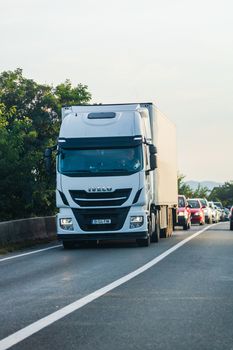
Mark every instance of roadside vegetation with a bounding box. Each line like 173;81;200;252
178;174;233;207
0;68;91;221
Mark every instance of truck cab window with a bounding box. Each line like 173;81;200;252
58;146;143;177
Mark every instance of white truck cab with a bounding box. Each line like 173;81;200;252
48;103;177;248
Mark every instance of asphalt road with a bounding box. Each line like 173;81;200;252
0;222;233;350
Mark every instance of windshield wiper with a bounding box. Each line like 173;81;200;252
96;168;130;173
62;170;90;174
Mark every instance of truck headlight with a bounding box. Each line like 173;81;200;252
130;216;144;228
60;218;74;230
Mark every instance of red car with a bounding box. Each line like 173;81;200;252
176;195;191;230
187;198;205;225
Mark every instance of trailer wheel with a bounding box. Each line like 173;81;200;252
160;228;167;238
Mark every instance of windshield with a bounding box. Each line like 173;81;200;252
188;200;200;208
200;199;207;206
58;146;143;177
178;197;185;208
214;202;223;209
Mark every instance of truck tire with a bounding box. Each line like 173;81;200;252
230;222;233;230
160;227;167;238
151;211;160;243
62;241;75;249
183;221;188;230
137;235;151;247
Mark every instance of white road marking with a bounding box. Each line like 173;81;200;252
0;225;215;350
0;245;62;263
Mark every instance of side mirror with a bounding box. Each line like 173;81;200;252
150;154;157;170
148;144;157;171
44;148;52;175
149;144;157;155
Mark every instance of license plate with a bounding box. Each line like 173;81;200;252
91;219;111;225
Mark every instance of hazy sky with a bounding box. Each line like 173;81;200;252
1;0;233;182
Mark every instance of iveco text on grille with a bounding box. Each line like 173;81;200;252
88;187;112;192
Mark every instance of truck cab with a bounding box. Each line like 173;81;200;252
47;103;177;248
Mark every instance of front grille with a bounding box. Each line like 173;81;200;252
70;189;132;207
72;207;130;231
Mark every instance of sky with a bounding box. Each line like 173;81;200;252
0;0;233;182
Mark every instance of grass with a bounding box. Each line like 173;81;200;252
0;237;57;255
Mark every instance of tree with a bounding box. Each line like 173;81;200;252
209;182;233;207
55;79;91;107
178;173;193;198
178;174;210;199
0;69;92;221
192;184;210;199
0;103;37;220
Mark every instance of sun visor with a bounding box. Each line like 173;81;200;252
58;136;143;149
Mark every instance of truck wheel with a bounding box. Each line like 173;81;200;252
160;228;168;238
230;222;233;230
62;241;75;249
137;235;150;247
151;211;160;243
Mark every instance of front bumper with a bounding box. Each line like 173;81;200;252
57;206;148;239
58;231;148;241
191;216;203;223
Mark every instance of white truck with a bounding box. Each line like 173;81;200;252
46;103;178;248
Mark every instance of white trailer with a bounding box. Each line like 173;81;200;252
47;103;178;248
143;103;178;235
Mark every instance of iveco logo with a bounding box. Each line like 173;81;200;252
88;187;112;192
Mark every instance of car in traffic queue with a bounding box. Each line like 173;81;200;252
215;206;222;222
208;201;219;223
187;198;205;225
213;201;225;221
198;198;212;224
229;207;233;230
223;207;230;221
176;195;191;230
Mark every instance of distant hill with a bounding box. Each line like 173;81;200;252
186;181;223;191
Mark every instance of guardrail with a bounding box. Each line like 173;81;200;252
0;216;56;248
